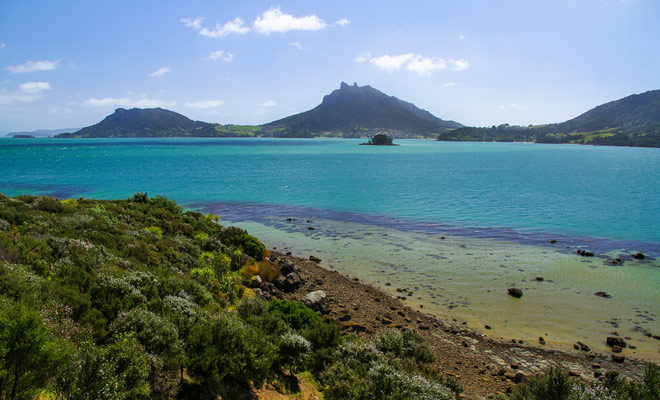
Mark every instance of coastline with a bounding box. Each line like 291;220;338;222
269;250;651;399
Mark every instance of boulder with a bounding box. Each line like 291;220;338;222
607;337;626;348
595;291;611;298
303;290;327;312
249;275;262;289
632;252;645;260
507;288;523;298
309;255;322;263
577;249;595;257
279;260;295;275
273;272;303;292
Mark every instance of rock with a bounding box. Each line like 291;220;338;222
309;255;322;263
279;260;295;275
550;240;557;244
338;313;352;322
594;371;602;378
249;275;263;288
606;337;627;348
568;371;580;377
539;337;546;345
485;325;492;330
274;272;303;292
577;249;595;257
577;342;590;352
595;291;612;298
514;372;526;384
382;317;393;325
611;346;623;353
534;277;544;282
507;288;523;298
303;290;327;312
307;226;315;230
632;252;645;260
611;355;625;364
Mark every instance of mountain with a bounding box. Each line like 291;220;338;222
261;82;463;138
439;89;660;147
5;128;79;138
56;108;217;138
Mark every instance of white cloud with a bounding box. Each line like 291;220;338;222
406;55;447;76
334;18;350;27
253;7;327;34
458;34;466;40
19;81;51;94
6;59;60;74
83;97;176;108
256;100;277;107
0;43;5;49
200;18;249;38
354;52;372;63
185;100;224;108
0;82;51;105
449;59;469;71
290;42;304;51
442;81;461;88
181;16;203;30
360;53;469;76
208;50;233;62
369;53;414;71
148;67;170;78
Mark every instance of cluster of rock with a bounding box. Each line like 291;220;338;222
249;259;305;298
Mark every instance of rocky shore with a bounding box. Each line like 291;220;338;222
258;251;650;399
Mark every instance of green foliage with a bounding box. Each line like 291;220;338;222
144;226;163;237
267;299;321;331
0;300;62;400
278;332;311;373
365;133;394;145
186;312;277;393
511;366;573;400
239;234;265;261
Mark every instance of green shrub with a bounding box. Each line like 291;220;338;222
130;192;149;203
239;234;265;261
278;332;311;373
144;226;163;237
149;195;182;215
267;299;321;331
186;312;277;393
511;366;574;400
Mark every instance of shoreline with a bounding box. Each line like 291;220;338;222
268;250;652;399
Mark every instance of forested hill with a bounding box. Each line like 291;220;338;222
438;89;660;147
261;82;463;138
56;107;217;138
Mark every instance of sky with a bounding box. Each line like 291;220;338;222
1;0;659;132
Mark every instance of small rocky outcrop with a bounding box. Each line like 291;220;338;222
303;290;328;312
594;291;611;298
632;252;645;260
309;255;322;263
360;134;398;146
577;249;594;257
278;260;295;275
507;288;523;298
606;336;627;348
274;272;303;292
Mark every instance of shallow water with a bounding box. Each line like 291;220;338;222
1;137;659;359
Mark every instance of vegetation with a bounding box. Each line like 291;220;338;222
361;133;396;146
262;82;462;138
438;89;660;148
509;364;660;400
0;193;460;399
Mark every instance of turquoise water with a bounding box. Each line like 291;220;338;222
1;137;659;246
2;137;660;357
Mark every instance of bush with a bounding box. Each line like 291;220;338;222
239;234;265;261
278;332;311;373
186;312;277;393
0;300;63;400
267;299;321;331
511;366;574;400
144;226;163;237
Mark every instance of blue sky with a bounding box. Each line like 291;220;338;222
1;0;659;132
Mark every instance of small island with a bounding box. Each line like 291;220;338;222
360;133;399;146
12;134;35;138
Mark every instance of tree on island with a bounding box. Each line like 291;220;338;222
361;133;398;146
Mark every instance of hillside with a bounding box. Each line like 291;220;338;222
5;128;79;138
261;82;463;138
56;107;217;138
439;89;660;147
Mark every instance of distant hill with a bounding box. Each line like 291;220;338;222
6;128;79;138
439;89;660;147
56;108;217;138
261;82;463;138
